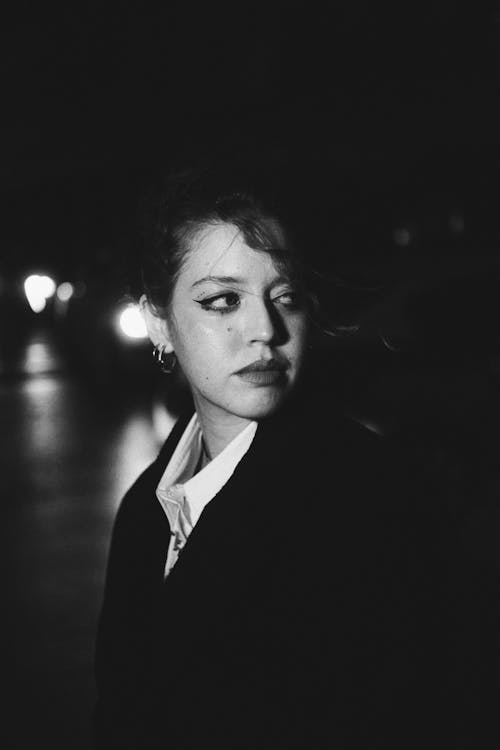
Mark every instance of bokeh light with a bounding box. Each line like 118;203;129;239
56;282;75;302
117;304;148;340
24;275;57;313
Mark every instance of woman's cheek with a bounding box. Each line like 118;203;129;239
291;315;309;348
196;320;240;352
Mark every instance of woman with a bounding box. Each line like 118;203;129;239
94;168;448;749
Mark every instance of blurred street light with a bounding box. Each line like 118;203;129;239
117;304;148;340
393;227;412;247
24;274;56;313
56;282;75;302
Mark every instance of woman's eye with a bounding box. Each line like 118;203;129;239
273;291;301;309
198;292;240;313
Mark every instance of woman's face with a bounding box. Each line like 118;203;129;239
160;222;309;423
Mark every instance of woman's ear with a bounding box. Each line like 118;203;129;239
139;295;174;353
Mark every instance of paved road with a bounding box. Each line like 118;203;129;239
2;326;161;749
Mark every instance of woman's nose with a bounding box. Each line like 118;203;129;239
244;299;277;344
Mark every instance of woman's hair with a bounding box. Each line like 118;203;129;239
138;165;306;318
133;160;375;337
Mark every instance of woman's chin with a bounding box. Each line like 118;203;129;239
227;386;293;421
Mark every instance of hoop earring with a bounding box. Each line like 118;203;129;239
153;344;177;374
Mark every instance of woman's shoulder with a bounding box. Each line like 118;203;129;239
266;386;444;511
273;385;386;454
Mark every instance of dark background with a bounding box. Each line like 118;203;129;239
3;4;500;275
3;4;500;748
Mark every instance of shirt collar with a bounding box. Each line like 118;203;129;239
156;413;257;526
157;412;202;491
184;419;257;525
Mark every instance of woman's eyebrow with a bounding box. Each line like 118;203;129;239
190;273;294;290
268;274;294;288
191;275;244;289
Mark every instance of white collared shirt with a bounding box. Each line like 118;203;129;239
156;414;258;577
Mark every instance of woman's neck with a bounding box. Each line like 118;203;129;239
193;399;252;459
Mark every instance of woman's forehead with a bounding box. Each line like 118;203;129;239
181;222;284;283
190;222;241;259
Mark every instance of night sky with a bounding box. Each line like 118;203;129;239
2;5;500;278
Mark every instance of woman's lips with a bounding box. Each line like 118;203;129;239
235;369;286;385
234;359;289;386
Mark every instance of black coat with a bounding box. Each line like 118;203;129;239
93;392;480;749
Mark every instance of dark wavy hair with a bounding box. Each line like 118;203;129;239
138;165;310;318
132;162;370;338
